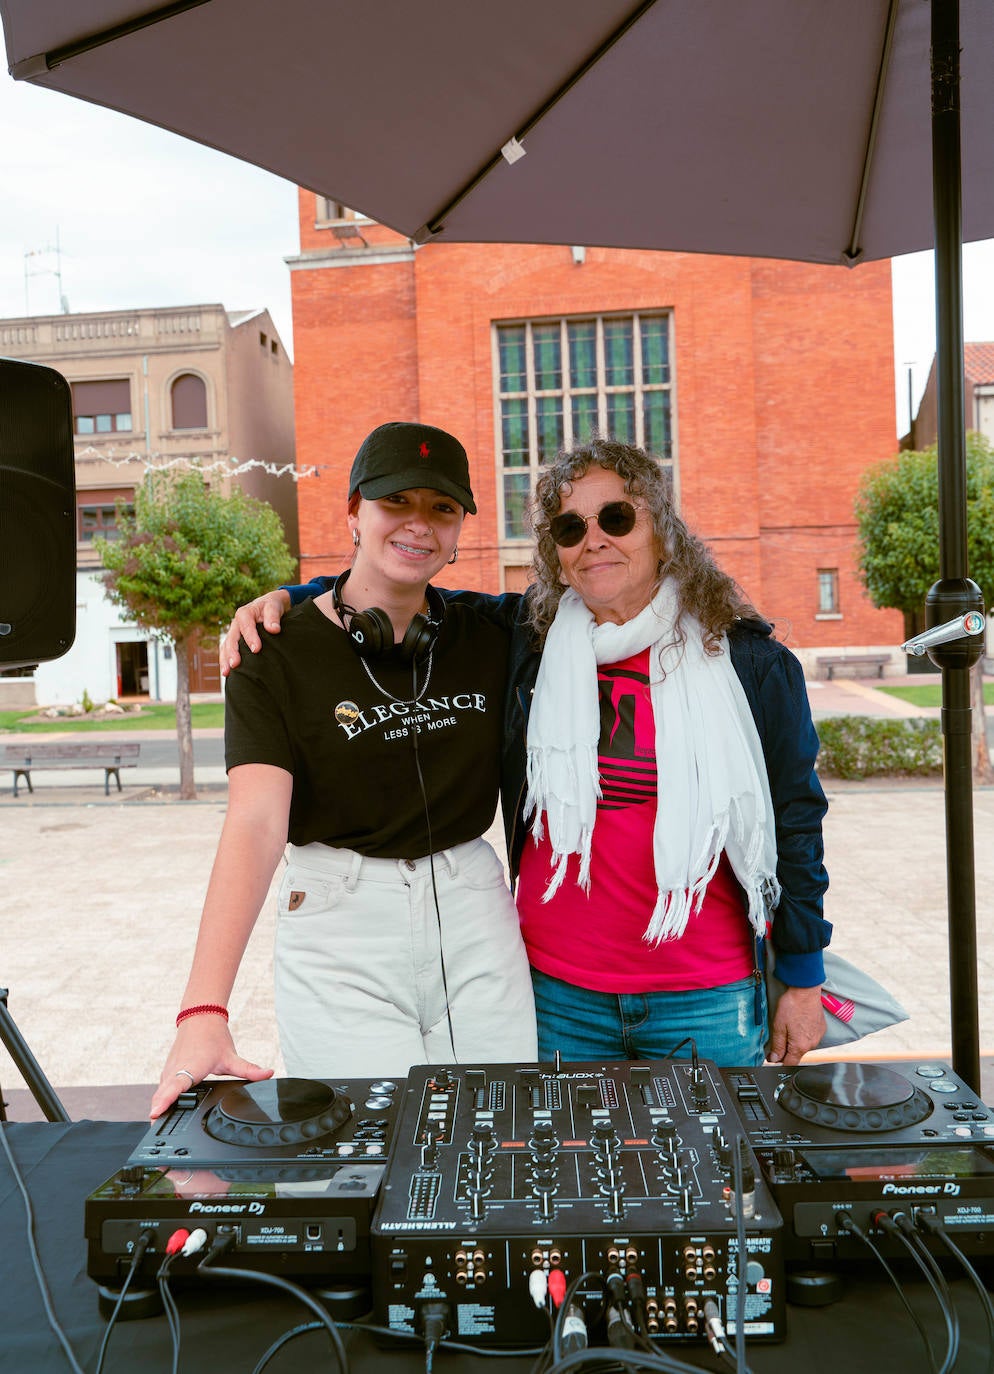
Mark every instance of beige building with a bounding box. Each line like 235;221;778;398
0;303;296;705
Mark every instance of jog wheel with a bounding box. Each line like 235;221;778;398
776;1063;933;1133
204;1078;352;1148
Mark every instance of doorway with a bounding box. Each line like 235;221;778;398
187;630;221;693
116;640;149;698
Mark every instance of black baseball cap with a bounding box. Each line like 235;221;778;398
348;421;476;514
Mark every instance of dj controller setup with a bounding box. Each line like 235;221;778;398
84;1057;994;1348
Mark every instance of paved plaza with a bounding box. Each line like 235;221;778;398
2;676;992;1118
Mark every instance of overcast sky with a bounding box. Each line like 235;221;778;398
5;69;994;438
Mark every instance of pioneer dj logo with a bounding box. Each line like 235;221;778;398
881;1182;961;1197
188;1201;267;1215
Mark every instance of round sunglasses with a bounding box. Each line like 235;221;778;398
549;499;640;548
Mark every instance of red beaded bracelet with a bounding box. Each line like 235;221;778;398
176;1003;229;1027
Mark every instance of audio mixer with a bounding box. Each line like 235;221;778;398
370;1059;784;1345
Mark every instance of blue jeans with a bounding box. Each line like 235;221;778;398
531;968;767;1066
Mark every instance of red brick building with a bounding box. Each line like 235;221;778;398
288;194;904;672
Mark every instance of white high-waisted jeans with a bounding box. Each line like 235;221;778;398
274;837;538;1077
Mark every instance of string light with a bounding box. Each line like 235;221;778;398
73;446;329;480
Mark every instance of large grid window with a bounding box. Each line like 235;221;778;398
495;314;673;539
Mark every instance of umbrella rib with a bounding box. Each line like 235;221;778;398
844;0;900;265
9;0;212;80
413;0;659;244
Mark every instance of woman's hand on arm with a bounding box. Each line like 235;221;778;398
219;590;292;676
766;984;826;1066
148;764;292;1119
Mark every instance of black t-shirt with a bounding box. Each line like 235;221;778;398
224;598;509;857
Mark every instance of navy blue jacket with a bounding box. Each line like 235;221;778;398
290;581;830;986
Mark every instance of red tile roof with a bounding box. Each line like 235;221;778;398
964;342;994;384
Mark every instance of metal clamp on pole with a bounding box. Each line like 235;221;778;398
902;607;986;657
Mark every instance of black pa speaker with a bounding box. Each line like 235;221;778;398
0;358;76;668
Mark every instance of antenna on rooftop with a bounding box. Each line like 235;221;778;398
24;226;70;315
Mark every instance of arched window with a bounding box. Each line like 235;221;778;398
170;373;208;430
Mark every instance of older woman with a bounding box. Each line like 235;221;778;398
225;438;829;1067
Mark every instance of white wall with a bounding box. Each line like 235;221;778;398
32;572;178;706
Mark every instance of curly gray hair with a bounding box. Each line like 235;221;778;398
526;438;755;650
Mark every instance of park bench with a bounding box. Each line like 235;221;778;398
816;653;889;680
4;742;141;797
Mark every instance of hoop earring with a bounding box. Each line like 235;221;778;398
352;529;360;548
448;546;458;565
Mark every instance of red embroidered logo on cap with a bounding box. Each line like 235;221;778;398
419;441;430;459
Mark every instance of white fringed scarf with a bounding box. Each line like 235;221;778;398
523;582;780;944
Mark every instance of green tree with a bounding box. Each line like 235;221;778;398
855;433;994;782
97;471;296;798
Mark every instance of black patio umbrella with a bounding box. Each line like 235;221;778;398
2;0;990;1085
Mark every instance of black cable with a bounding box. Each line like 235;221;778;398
893;1212;962;1370
550;1270;603;1365
623;1271;655;1354
419;1297;449;1373
604;1271;651;1355
251;1319;327;1374
257;1314;551;1369
155;1252;182;1374
918;1212;994;1374
198;1240;350;1374
542;1270;720;1374
93;1231;152;1374
348;1316;547;1358
409;660;459;1063
0;1123;87;1374
660;1036;698;1060
876;1212;959;1374
728;1133;749;1374
836;1212;938;1373
542;1342;721;1374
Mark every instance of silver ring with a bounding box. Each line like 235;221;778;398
175;1068;196;1084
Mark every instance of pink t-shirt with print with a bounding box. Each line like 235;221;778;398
517;648;756;993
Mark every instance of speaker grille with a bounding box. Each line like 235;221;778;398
0;359;76;667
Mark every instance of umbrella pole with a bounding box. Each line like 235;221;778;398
929;0;985;1093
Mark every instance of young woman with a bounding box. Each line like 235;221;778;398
150;421;536;1119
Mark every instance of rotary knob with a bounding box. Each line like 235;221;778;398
772;1147;797;1179
592;1122;620;1155
531;1122;558;1150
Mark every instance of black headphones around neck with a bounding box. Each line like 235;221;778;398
331;570;444;665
